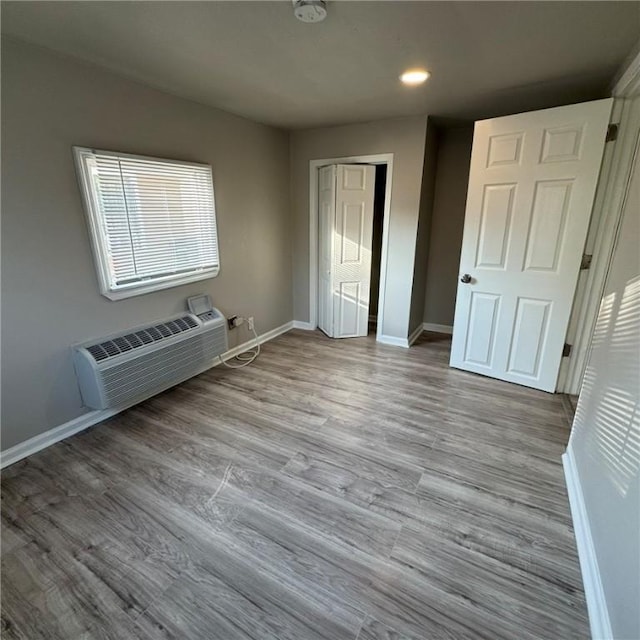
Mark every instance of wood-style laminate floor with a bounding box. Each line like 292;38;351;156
1;330;589;639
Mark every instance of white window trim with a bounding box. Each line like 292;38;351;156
73;147;220;301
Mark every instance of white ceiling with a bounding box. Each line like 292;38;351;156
2;1;639;129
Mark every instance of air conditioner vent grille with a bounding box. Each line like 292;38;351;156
73;308;227;410
86;315;199;362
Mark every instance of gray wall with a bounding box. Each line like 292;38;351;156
1;38;292;450
424;126;473;327
408;119;438;336
569;97;640;640
290;116;428;339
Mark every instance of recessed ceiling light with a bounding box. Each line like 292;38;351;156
400;69;430;86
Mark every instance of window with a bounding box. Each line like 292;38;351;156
74;147;220;300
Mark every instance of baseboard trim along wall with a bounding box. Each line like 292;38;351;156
292;320;315;330
379;324;438;348
408;324;424;346
562;447;613;640
0;320;295;470
377;334;410;348
423;322;453;334
0;409;120;471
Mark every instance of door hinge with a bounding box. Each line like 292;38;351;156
580;253;593;270
562;343;572;358
606;123;619;142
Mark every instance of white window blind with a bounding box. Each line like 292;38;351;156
74;147;219;300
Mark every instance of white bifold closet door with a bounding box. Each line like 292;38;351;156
318;164;375;338
450;98;613;392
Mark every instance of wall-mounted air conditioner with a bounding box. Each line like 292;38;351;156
73;310;227;410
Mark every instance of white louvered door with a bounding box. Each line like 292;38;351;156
450;99;612;392
318;164;375;338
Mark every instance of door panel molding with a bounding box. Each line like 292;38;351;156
476;183;516;269
463;292;501;367
507;297;552;377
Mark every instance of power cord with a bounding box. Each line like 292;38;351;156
219;323;260;369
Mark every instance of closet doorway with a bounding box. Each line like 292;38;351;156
309;154;392;340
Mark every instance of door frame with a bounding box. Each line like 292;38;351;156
308;153;394;342
558;52;640;393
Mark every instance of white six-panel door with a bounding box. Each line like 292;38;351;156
450;99;613;392
318;164;375;338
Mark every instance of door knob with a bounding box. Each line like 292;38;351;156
460;274;472;284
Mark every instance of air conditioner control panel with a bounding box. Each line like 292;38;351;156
197;309;221;323
187;295;225;325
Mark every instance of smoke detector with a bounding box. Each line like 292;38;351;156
293;0;327;23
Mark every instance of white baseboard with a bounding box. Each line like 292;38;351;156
423;322;453;335
408;324;424;346
377;334;409;348
0;320;295;470
292;320;315;330
222;320;293;360
562;447;613;640
0;409;120;470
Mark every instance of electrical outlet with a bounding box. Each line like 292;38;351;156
227;315;245;330
248;317;254;331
